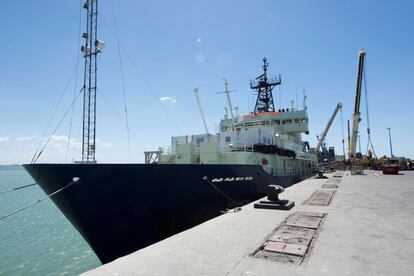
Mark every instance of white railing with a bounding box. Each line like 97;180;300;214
219;141;257;153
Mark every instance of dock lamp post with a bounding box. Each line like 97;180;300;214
387;127;394;158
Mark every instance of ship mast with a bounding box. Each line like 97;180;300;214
217;79;236;130
250;57;281;114
81;0;104;163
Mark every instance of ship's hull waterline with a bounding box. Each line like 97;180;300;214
23;163;311;264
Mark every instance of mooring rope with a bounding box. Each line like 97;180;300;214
0;183;38;195
0;178;80;221
202;176;236;203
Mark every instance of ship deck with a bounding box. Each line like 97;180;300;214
83;170;414;276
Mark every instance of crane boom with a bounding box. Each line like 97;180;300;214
193;87;209;135
349;49;366;158
316;102;343;152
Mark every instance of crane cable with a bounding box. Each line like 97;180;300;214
363;58;377;158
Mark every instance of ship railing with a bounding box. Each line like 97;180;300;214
220;141;257;153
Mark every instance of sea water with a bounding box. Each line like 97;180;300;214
0;166;100;275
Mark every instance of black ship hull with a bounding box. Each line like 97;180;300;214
23;163;309;264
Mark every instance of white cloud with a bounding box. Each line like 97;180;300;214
0;136;10;143
159;96;177;104
50;135;69;143
16;135;38;142
99;142;116;148
47;135;81;150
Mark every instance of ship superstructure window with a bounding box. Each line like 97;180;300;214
221;125;231;131
294;118;300;124
282;119;292;124
273;120;281;125
196;137;205;144
251;121;270;126
225;136;231;142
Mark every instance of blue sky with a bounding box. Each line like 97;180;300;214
0;0;413;164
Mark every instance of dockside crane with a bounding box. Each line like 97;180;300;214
349;49;366;159
315;102;343;153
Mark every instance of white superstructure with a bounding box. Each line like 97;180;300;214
157;108;316;177
149;58;317;177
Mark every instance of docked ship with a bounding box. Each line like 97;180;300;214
23;0;317;264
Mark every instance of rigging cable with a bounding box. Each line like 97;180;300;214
363;57;377;158
0;183;37;195
0;178;80;221
32;87;85;164
66;0;84;163
99;15;184;135
110;0;131;161
31;63;79;163
99;92;145;149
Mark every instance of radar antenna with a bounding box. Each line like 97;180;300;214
250;57;281;114
81;0;105;163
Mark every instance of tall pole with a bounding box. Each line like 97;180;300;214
217;79;236;130
224;79;235;129
81;0;104;163
387;127;394;157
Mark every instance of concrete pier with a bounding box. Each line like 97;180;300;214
84;171;414;276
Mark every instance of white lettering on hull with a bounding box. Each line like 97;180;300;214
211;176;253;182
